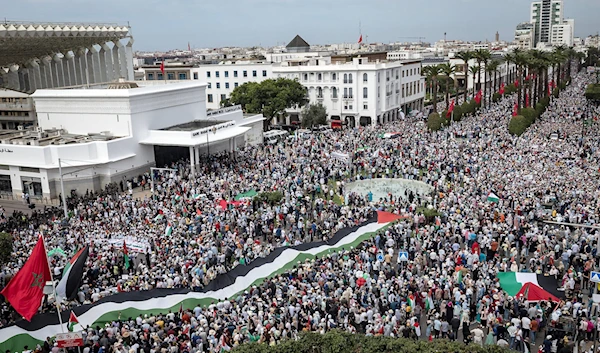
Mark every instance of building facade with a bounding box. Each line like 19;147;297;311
0;81;264;201
515;22;535;49
0;89;36;129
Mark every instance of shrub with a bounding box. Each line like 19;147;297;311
452;105;463;122
426;112;448;131
492;92;501;103
504;84;517;95
520;107;538;125
585;84;600;102
255;191;284;205
553;87;560;98
508;115;529;136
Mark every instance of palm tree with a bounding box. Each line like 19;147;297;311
510;48;528;110
552;46;567;88
455;51;474;104
565;47;577;80
474;49;492;95
438;63;456;110
485;60;500;106
504;52;516;85
468;66;480;99
423;65;442;113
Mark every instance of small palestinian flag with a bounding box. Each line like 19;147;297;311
487;192;500;203
123;241;131;270
68;311;79;332
165;222;173;236
56;246;89;302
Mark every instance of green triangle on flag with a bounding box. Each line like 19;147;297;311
487;192;500;203
68;311;79;332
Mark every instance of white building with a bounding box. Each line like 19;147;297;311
515;22;535;50
551;19;574;47
272;57;425;127
0;81;264;200
529;0;574;48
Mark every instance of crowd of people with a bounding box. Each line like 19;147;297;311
1;70;600;353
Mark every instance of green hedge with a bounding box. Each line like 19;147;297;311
232;331;513;353
504;84;517;95
492;92;501;103
553;87;559;98
426;112;448;131
585;84;600;102
508;115;529;136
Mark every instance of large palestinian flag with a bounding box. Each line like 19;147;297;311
497;272;563;300
56;246;89;303
0;211;399;351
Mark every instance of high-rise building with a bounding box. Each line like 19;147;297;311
530;0;563;46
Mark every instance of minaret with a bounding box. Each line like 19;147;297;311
495;31;500;42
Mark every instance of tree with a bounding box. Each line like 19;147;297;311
301;103;327;128
455;51;474;104
438;63;456;110
228;78;308;129
423;65;442;113
0;232;13;266
485;60;500;107
474;49;492;105
468;65;480;98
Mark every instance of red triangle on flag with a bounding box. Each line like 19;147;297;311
377;210;403;224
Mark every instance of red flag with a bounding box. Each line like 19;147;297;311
446;100;455;118
160;61;165;75
474;90;482;104
1;235;51;321
499;83;505;95
513;102;518;117
525;93;530;107
357;34;363;44
514;79;519;88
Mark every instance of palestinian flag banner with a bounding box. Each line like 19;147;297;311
56;246;89;303
68;311;79;332
487;192;500;203
123;242;131;270
0;212;396;352
407;294;415;310
165;222;173;236
497;272;563;299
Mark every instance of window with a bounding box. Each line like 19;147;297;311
402;84;405;97
317;87;323;98
363;73;368;82
377;72;381;82
303;73;308;81
252;70;257;77
332;87;338;98
332;73;337;81
157;73;163;80
147;73;154;80
344;87;348;98
167;73;175;80
208;82;212;89
220;94;226;101
363;104;368;110
215;71;220;78
402;70;405;77
349;104;353;110
243;70;248;77
179;73;187;80
234;71;238;78
225;71;229;78
349;88;353;98
216;83;220;89
348;74;353;83
193;72;198;80
234;82;239;88
19;167;40;173
207;71;211;78
317;73;322;81
395;70;398;79
208;94;213;103
363;87;368;98
225;82;230;89
262;70;267;77
343;74;348;84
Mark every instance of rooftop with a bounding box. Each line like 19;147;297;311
161;120;227;132
0;127;119;146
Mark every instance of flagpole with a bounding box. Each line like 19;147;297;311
41;232;66;333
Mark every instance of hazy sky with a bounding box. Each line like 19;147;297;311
4;0;600;51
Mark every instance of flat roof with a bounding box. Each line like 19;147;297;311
140;126;251;147
161;120;227;131
31;81;205;99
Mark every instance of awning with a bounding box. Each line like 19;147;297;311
139;126;251;147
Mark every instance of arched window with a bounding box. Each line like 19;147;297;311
332;73;337;81
363;73;368;82
363;87;368;98
317;73;322;81
348;74;353;83
332;87;338;98
317;87;323;98
303;73;308;81
343;74;348;84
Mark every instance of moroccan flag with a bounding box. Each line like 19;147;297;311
68;311;79;332
474;90;482;104
513;102;518;117
446;100;455;118
123;241;131;270
499;82;505;95
514;79;519;88
56;245;89;302
358;34;363;44
165;222;173;236
0;235;51;321
160;61;165;76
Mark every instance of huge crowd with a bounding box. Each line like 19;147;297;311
1;70;600;353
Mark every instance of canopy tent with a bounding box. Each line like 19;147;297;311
515;282;560;302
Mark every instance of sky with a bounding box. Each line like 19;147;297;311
3;0;600;51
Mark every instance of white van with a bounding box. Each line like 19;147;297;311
263;130;289;145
